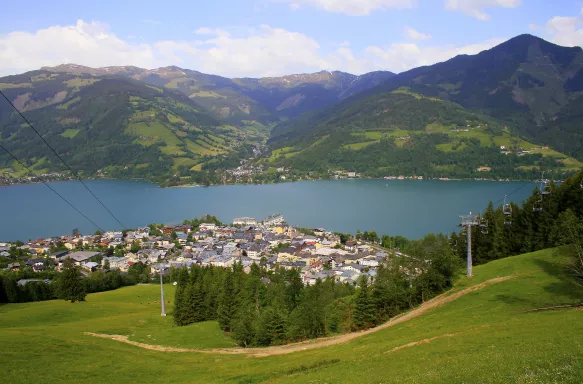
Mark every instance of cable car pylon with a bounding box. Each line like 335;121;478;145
459;212;480;277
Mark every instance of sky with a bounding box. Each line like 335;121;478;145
1;0;583;78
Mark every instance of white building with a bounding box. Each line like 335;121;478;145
199;223;216;231
263;213;284;227
233;217;257;226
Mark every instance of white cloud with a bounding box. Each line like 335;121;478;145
404;27;432;40
0;20;156;75
544;7;583;47
362;38;504;73
157;25;330;77
0;19;505;78
276;0;415;16
445;0;520;21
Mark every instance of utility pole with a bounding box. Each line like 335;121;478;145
159;266;166;316
459;212;480;277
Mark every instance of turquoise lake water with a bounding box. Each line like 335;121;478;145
0;179;536;241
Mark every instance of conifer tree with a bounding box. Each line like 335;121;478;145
231;307;256;347
217;272;238;331
57;258;87;303
2;275;19;303
173;267;190;325
354;275;376;330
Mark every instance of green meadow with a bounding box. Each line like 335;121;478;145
1;247;582;383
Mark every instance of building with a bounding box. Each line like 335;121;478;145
263;213;284;227
67;251;101;265
233;217;257;226
199;223;216;231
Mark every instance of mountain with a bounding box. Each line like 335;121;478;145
0;70;258;183
265;34;583;178
41;64;395;124
265;87;581;179
362;34;583;151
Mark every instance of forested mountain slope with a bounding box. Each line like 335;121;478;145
0;71;256;182
264;35;583;178
355;34;583;157
266;88;581;179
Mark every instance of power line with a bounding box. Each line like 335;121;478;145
0;90;126;230
0;142;104;232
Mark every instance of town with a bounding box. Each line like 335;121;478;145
1;213;400;287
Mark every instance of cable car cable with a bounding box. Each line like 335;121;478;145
0;90;126;230
0;142;104;232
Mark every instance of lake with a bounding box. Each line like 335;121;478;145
0;179;536;241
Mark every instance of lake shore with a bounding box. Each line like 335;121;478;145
1;174;538;190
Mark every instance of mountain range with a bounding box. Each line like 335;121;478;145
42;64;395;124
1;33;582;184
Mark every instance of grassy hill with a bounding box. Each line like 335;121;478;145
2;247;582;383
266;88;581;179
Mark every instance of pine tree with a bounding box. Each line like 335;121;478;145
0;275;7;303
57;258;87;303
173;268;190;325
190;281;205;323
217;272;238;331
354;275;376;330
231;308;256;347
2;275;19;303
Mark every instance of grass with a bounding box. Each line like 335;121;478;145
342;141;378;150
1;247;582;383
351;131;386;140
516;165;541;171
60;129;81;138
166;77;188;89
185;139;221;156
125;121;182;146
172;157;198;169
392;87;443;102
436;142;467;152
56;96;81;110
31;73;59;82
190;90;226;99
63;78;98;89
146;85;163;93
0;82;33;89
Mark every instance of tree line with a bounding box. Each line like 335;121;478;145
449;171;583;282
0;259;153;304
172;233;458;347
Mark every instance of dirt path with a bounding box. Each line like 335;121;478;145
85;275;514;357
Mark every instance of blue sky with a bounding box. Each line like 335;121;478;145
1;1;583;77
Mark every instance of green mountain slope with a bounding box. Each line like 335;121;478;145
361;34;583;157
266;88;581;179
42;64;395;124
1;247;582;383
0;71;259;181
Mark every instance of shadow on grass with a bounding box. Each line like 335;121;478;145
532;256;583;302
228;359;341;384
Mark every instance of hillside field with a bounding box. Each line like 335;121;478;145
1;247;583;383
